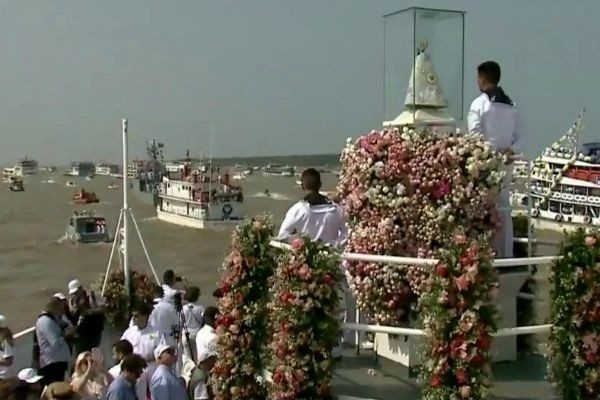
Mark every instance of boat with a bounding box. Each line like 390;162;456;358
65;210;111;243
108;182;119;190
66;181;76;187
13;157;38;176
86;175;94;181
264;189;271;197
296;180;302;186
8;178;24;192
95;163;120;176
133;140;166;207
232;173;246;180
66;162;95;177
156;152;243;229
262;163;295;177
512;111;600;230
40;166;56;172
73;189;99;204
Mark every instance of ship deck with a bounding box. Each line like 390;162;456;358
12;326;559;400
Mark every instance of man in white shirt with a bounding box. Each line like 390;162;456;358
193;307;218;400
121;302;165;400
182;286;204;363
278;168;348;358
109;340;134;379
278;168;347;245
468;61;523;258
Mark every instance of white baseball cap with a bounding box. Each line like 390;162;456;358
0;315;6;328
18;368;43;383
68;279;82;295
53;292;67;300
154;344;175;360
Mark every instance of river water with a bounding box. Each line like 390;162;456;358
0;171;338;331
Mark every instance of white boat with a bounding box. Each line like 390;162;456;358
262;164;295;177
156;154;243;229
66;181;76;187
108;182;119;190
296;179;302;186
95;163;120;176
66;162;95;177
512;111;600;230
13;157;38;176
232;173;246;180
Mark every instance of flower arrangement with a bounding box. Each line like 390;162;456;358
211;215;276;400
266;237;342;400
338;127;504;325
549;229;600;399
94;268;156;331
419;233;498;400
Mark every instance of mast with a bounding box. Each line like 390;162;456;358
121;118;130;299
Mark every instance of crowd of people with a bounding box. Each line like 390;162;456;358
0;271;218;400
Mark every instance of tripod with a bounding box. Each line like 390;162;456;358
100;118;161;299
173;306;196;364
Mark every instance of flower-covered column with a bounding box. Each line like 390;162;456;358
338;127;504;325
419;233;498;400
549;230;600;399
212;216;276;400
267;237;342;400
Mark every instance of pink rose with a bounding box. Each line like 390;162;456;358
455;274;470;291
298;264;311;280
291;237;305;251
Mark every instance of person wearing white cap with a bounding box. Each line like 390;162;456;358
150;344;186;400
17;367;43;384
0;315;14;380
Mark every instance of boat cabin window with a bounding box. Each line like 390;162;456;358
561;203;573;215
590;188;600;198
574;186;588;196
574;205;587;216
76;218;106;234
561;185;574;194
537;199;548;211
549;201;560;213
590;206;600;218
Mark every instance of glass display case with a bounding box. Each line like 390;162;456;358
383;7;465;128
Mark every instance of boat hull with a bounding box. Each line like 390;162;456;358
156;209;241;230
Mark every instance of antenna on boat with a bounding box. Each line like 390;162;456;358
101;117;160;300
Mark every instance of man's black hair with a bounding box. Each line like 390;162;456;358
163;270;175;285
132;302;153;317
121;354;147;373
301;168;322;192
203;306;218;327
113;339;134;356
477;61;501;85
184;286;200;303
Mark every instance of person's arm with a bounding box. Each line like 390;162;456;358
71;363;93;393
277;204;300;240
467;98;483;134
0;343;13;367
511;109;524;156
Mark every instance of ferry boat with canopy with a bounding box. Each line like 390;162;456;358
65;210;111;243
512;111;600;229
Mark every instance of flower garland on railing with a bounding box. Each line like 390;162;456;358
211;215;276;400
549;229;600;400
338;127;504;325
419;233;498;400
94;269;156;332
266;237;342;400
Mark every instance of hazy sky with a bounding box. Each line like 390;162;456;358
0;0;598;164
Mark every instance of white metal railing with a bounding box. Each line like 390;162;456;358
269;240;560;268
342;322;552;337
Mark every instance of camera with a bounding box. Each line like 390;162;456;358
173;292;183;312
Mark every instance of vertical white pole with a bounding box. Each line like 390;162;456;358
527;160;533;263
122;118;130;299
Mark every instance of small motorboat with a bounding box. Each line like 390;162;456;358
66;210;111;243
9;179;24;192
66;181;76;187
264;189;271;197
296;180;302;186
108;182;119;190
73;189;99;204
